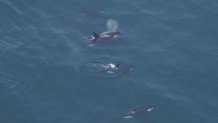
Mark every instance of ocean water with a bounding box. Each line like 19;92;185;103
0;0;218;123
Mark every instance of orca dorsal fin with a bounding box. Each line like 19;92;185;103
93;32;100;38
116;62;120;68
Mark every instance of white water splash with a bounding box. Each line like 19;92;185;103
106;19;119;32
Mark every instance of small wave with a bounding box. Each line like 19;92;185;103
3;0;23;15
0;73;20;89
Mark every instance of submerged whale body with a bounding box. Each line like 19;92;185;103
91;31;120;42
123;105;154;119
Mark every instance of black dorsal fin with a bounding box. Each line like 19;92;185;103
116;62;120;68
93;32;100;38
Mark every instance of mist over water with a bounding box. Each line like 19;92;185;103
106;19;119;32
0;0;218;123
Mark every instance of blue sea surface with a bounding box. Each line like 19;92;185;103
0;0;218;123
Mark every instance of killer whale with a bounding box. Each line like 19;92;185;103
123;105;154;119
91;31;120;42
94;62;132;74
